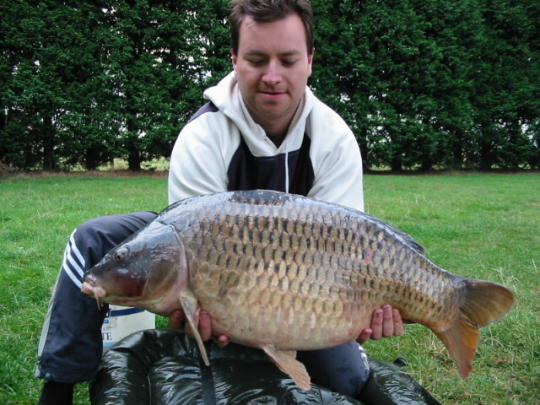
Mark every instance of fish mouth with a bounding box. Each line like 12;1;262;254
81;279;107;310
81;277;144;309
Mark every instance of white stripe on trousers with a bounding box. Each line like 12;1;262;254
61;230;86;289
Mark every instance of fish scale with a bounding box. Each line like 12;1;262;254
82;189;514;390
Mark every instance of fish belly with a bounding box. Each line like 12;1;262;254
194;271;379;350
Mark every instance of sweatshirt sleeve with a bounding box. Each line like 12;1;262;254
307;107;364;211
168;115;229;205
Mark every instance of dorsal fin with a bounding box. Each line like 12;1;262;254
363;212;425;254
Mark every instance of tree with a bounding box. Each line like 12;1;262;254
470;0;539;169
99;0;230;170
0;1;115;170
1;0;537;171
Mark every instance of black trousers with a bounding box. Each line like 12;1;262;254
35;212;370;398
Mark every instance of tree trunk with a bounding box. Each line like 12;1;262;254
127;148;141;171
42;115;56;171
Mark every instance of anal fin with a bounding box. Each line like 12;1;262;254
262;345;311;390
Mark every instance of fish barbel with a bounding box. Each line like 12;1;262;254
81;190;514;390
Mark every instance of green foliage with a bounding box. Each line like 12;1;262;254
469;0;540;169
0;2;110;170
311;0;539;171
0;0;538;171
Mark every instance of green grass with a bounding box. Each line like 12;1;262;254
363;173;539;404
0;173;538;404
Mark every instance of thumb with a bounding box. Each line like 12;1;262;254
357;328;372;344
168;310;185;330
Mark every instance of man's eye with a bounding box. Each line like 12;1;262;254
282;60;297;67
248;59;264;66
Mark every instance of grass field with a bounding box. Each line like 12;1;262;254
0;173;538;404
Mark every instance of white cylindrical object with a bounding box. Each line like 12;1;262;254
101;305;155;350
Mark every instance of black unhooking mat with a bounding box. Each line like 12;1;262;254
90;329;441;405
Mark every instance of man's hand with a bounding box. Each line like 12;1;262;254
168;309;230;348
357;305;404;344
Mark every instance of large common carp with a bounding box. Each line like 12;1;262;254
82;190;514;390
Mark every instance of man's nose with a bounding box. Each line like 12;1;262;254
262;60;282;84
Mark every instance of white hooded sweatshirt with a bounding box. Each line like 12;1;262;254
168;72;364;211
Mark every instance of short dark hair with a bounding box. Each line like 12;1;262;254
229;0;314;55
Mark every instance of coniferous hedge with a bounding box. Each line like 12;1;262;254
1;0;538;171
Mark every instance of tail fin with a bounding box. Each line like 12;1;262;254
434;280;514;378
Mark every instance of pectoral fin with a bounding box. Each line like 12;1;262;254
261;345;311;390
179;289;210;366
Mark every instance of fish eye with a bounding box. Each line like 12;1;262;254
113;249;126;263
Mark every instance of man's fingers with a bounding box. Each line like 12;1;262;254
198;310;212;341
393;308;404;336
370;308;383;340
382;305;394;337
168;310;184;330
367;305;405;341
215;334;230;348
170;308;231;346
357;328;372;344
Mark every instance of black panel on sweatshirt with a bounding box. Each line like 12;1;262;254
226;134;314;196
188;102;315;196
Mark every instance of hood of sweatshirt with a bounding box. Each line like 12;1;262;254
203;72;315;157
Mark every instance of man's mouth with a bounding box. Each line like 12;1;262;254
259;90;286;98
259;87;286;94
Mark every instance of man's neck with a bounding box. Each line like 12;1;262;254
248;104;303;148
250;112;291;146
266;130;287;147
238;92;306;148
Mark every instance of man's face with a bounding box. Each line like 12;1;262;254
231;13;313;131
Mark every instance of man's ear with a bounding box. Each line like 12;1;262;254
307;48;315;77
230;49;237;71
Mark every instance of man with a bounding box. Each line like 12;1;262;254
36;1;403;404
